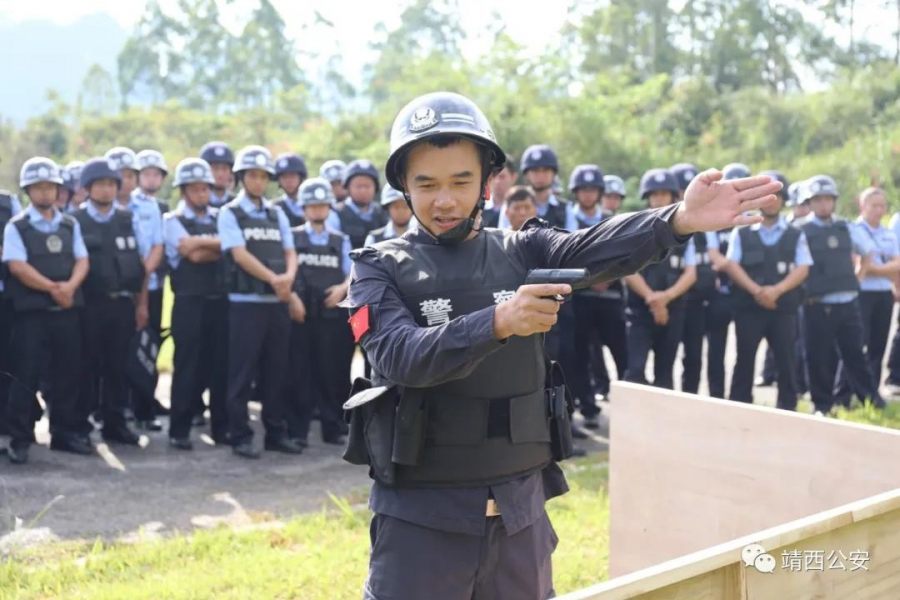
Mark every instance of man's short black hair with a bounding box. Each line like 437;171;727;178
504;185;536;205
394;134;493;190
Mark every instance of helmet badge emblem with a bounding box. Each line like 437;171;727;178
408;107;438;133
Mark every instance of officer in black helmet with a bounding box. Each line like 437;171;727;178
566;164;626;427
0;186;23;441
800;175;885;414
365;184;415;245
283;177;353;447
165;158;230;450
65;161;88;211
341;91;779;599
481;155;517;228
727;170;812;410
498;144;577;230
217;145;302;458
670;163;722;396
335;160;388;249
57;166;75;213
200;142;237;207
2;158;90;464
73;157;147;446
623;169;698;389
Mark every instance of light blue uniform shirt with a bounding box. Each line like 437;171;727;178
855;218;898;292
806;215;874;304
344;198;379;222
127;190;165;290
889;211;900;252
499;194;578;231
682;237;698;267
164;205;218;271
572;205;607;227
279;194;342;232
302;223;352;277
209;190;232;208
0;194;23;291
726;217;814;267
2;205;88;263
217;193;294;303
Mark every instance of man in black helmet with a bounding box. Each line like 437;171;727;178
341;91;781;600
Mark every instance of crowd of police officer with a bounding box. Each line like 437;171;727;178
0;142;897;465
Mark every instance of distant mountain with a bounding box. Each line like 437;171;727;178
0;13;127;123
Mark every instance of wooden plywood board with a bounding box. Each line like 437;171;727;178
608;381;900;577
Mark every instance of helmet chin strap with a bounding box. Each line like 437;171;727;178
404;188;487;246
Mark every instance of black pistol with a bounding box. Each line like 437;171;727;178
524;268;590;302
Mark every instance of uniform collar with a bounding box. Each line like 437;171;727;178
303;222;330;237
751;216;787;231
856;216;883;233
86;199;119;221
179;203;214;222
26;204;62;225
346;199;373;216
237;192;269;213
281;194;304;215
810;215;839;227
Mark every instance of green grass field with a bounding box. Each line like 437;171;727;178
0;457;609;600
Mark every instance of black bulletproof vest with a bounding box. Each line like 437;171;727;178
575;210;623;300
225;202;286;295
6;214;84;311
692;232;717;293
0;193;14;287
542;199;569;229
803;220;860;298
74;206;145;295
169;210;226;297
732;226;804;312
628;245;687;310
155;199;170;282
273;198;306;228
374;230;552;488
716;228;732;290
293;228;346;319
337;202;387;249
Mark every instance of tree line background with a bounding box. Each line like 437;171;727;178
2;0;900;214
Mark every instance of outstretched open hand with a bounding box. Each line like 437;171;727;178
671;169;782;235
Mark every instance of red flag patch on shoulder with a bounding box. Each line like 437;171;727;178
349;305;371;343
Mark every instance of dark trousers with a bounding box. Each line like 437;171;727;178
835;290;893;404
169;295;229;440
148;287;164;336
680;288;714;394
624;304;686;389
885;304;900;385
760;307;809;393
805;300;881;413
570;295;627;416
285;317;354;441
226;302;290;445
0;297;13;435
79;294;135;432
705;292;732;398
364;512;557;600
7;309;83;447
730;309;798;410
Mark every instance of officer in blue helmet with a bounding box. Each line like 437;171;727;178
498;144;577;231
800;175;884;414
601;174;626;214
2;158;90;464
200;142;237;207
335;159;388;249
566;164;626;428
670;163;722;396
0;185;23;440
64;161;88;211
319;159;349;205
73;157;147;446
57;166;76;212
164;158;230;450
217;145;302;459
282;177;353;447
340;91;779;599
727;170;812;410
623;168;698;389
272;153;309;228
365;184;414;245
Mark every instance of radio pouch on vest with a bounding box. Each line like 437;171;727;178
545;351;575;462
342;377;398;485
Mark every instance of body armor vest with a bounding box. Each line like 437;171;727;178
293;228;346;319
337;202;388;249
74;206;145;295
732;226;804;312
225;202;286;295
169;209;226;296
803;220;860;298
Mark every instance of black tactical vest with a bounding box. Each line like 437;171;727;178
732;226;804;312
5;214;84;311
0;193;15;287
803;220;860;298
293;228;346;319
542;199;569;229
225;202;286;295
692;232;717;293
716;228;732;291
273;198;306;228
628;244;688;310
337;202;388;249
169;209;226;297
370;230;553;488
74;206;145;295
154;198;170;282
575;210;623;300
